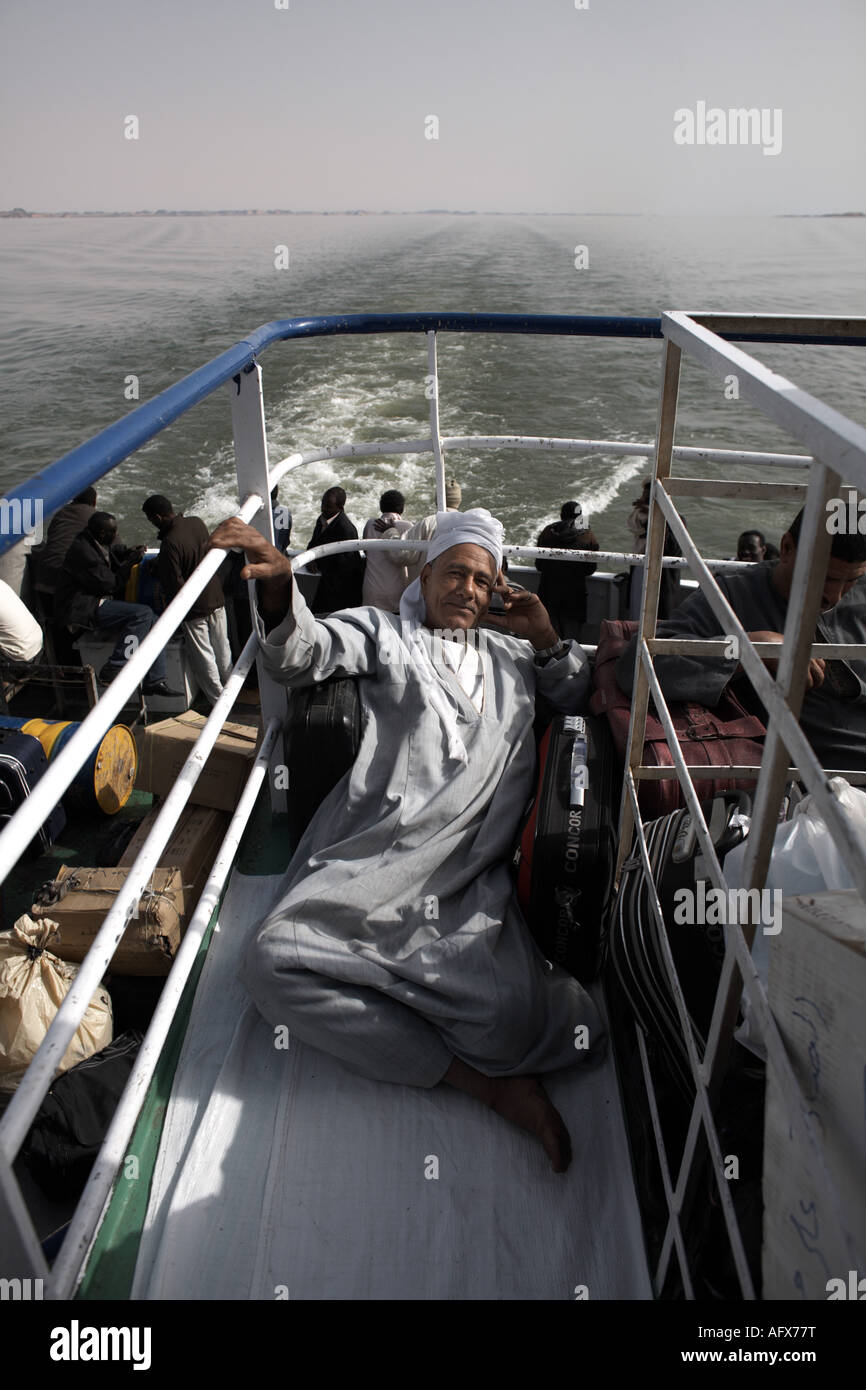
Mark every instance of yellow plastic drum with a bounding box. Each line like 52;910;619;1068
20;718;138;815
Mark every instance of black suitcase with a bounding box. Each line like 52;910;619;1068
285;678;361;845
0;728;67;856
514;713;619;983
608;792;750;1099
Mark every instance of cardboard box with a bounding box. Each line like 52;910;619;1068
135;711;260;811
761;891;866;1300
30;804;230;975
31;866;189;975
118;803;228;873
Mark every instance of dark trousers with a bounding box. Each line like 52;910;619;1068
95;600;166;682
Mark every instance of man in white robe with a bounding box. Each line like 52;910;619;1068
210;509;604;1171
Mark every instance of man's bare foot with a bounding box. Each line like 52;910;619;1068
487;1075;572;1173
443;1058;572;1172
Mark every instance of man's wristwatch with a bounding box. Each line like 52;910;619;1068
533;638;569;665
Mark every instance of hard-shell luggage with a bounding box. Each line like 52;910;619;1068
0;728;67;855
515;712;619;983
590;619;766;816
285;678;361;844
608;791;750;1098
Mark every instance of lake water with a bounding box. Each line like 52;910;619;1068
1;212;864;561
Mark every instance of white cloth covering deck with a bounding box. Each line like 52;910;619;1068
130;869;652;1301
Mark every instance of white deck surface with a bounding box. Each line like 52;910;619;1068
131;869;652;1301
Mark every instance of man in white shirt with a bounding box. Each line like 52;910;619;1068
0;578;43;663
361;489;411;612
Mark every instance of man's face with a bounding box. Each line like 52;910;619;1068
98;522;118;547
144;510;163;532
737;533;765;563
775;532;866;610
420;543;497;631
321;492;341;519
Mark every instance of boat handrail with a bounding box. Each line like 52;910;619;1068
4;309;864;555
619;309;866;1297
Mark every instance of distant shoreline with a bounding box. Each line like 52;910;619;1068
1;208;864;220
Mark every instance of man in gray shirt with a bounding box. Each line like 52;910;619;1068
616;508;866;772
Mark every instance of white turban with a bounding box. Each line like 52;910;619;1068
426;507;504;571
399;508;503;628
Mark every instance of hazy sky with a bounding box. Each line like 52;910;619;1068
1;0;863;214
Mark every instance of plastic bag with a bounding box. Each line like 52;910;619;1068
725;778;866;1061
0;915;113;1093
725;776;865;898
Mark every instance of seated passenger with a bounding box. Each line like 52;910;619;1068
210;508;603;1172
0;577;43;663
54;512;178;697
616;508;866;772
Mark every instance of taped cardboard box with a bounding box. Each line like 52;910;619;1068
30;804;229;975
31;866;190;976
135;711;260;812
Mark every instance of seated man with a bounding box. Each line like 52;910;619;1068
54;511;178;697
210;508;603;1172
0;577;43;663
616;508;866;772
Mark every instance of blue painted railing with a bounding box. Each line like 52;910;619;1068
3;310;866;558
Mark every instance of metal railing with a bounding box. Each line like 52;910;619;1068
617;311;866;1297
0;311;864;1299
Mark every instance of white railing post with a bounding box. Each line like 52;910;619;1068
227;363;288;814
427;332;446;511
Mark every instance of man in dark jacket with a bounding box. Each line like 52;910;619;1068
307;486;364;614
32;487;97;594
142;495;232;707
535;501;599;639
54;512;176;695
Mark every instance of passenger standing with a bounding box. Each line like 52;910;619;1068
362;490;411;612
307;487;364;613
534;501;599;640
271;486;293;553
381;477;463;592
142;495;232;707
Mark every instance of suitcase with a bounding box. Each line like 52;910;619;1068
285;678;361;845
0;728;67;855
514;713;619;983
590;619;766;816
608;791;750;1099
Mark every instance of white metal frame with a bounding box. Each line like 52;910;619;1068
617;311;866;1297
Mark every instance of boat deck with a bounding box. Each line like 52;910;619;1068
82;850;650;1301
